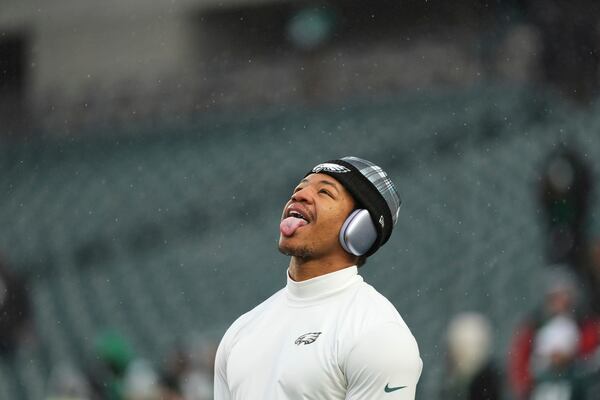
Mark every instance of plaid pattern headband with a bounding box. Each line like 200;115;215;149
307;156;401;256
340;156;401;225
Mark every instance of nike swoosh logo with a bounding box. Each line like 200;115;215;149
384;384;407;393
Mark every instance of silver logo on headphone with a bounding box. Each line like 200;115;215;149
312;163;350;174
379;215;385;227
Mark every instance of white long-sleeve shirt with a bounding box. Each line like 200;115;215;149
214;266;422;399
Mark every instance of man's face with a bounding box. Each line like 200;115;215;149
546;289;573;315
278;173;355;259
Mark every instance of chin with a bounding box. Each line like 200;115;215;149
278;238;313;258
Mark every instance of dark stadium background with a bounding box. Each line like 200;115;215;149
1;0;600;399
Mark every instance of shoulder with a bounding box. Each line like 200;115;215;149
216;288;285;360
345;321;421;370
337;279;419;362
347;280;410;330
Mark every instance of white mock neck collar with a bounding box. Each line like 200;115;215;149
286;266;360;303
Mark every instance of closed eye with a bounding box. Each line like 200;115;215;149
319;189;333;197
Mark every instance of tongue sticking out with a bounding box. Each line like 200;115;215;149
280;217;308;237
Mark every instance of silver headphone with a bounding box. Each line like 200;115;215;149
339;209;377;256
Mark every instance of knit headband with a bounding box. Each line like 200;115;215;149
306;156;401;256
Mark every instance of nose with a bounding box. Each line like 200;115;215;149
291;186;314;204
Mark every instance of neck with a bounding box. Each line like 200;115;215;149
288;253;357;281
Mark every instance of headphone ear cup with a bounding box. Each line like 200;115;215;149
339;209;377;256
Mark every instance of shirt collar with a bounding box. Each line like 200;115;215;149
286;266;360;302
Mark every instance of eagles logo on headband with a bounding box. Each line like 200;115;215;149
312;163;351;174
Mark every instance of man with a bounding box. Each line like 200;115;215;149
508;268;599;400
214;156;422;399
528;315;587;400
441;313;501;400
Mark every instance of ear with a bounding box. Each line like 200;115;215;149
339;209;377;256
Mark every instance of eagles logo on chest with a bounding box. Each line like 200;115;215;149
294;332;322;345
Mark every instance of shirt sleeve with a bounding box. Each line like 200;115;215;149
213;336;232;400
344;322;422;400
